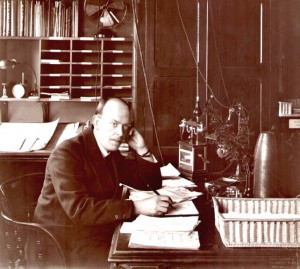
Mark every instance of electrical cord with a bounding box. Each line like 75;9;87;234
176;0;231;110
132;0;165;165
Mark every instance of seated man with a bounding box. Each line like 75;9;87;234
26;97;172;268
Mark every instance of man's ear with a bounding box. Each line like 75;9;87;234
92;115;101;128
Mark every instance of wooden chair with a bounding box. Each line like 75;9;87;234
0;172;67;269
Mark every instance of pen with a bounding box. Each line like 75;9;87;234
147;184;175;209
119;183;138;191
147;184;160;195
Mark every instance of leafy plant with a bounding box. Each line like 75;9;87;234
204;98;253;174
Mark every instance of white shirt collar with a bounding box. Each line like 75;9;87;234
98;142;110;158
93;129;110;158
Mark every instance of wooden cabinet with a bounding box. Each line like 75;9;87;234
39;37;133;100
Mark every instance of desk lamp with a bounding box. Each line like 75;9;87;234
0;58;38;98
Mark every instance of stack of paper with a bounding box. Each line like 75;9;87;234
129;230;200;250
123;215;201;250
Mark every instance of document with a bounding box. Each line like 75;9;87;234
129;187;202;205
162;177;197;188
0;119;59;152
128;230;200;250
166;200;199;216
124;215;201;250
129;215;200;232
160;163;181;178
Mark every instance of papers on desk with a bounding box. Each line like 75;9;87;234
122;169;202;250
129;186;202;206
162;177;197;188
126;215;200;232
0;119;59;152
160;163;181;178
128;230;200;250
123;215;201;250
166;200;199;216
128;185;202;216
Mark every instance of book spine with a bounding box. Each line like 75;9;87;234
53;1;59;37
18;0;25;37
23;0;29;36
34;1;42;37
29;0;34;37
3;0;6;36
10;0;17;36
6;0;11;36
72;0;78;38
0;0;3;37
46;0;51;36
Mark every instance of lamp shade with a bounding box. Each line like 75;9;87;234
0;59;17;70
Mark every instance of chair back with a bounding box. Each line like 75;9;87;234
0;172;67;269
0;172;45;222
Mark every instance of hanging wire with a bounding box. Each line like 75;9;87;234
131;0;165;165
94;0;103;109
176;0;231;110
207;0;231;106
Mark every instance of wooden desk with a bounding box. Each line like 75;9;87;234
108;198;299;269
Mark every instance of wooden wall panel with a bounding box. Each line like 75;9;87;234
136;0;273;167
154;1;196;68
153;77;196;147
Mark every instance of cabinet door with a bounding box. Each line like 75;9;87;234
136;0;273;167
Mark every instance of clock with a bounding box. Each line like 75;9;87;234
12;84;26;98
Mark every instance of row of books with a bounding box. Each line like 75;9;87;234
0;0;78;37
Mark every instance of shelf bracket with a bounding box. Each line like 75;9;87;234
0;101;8;122
40;101;49;122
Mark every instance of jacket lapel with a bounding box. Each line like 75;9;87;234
81;127;119;198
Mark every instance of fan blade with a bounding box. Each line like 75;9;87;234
107;0;125;10
85;4;103;17
100;10;114;27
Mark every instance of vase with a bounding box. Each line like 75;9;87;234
253;132;278;198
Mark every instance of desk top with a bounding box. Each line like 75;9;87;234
108;198;300;269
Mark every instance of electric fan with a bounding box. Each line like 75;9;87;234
84;0;127;37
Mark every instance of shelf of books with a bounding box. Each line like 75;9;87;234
0;0;79;38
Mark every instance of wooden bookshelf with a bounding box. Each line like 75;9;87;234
40;37;133;100
0;0;134;122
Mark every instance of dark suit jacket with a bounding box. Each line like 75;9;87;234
33;126;162;241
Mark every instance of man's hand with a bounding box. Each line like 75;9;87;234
126;128;148;156
132;195;173;216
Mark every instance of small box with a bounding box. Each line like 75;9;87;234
212;197;300;247
289;118;300;129
178;141;207;180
